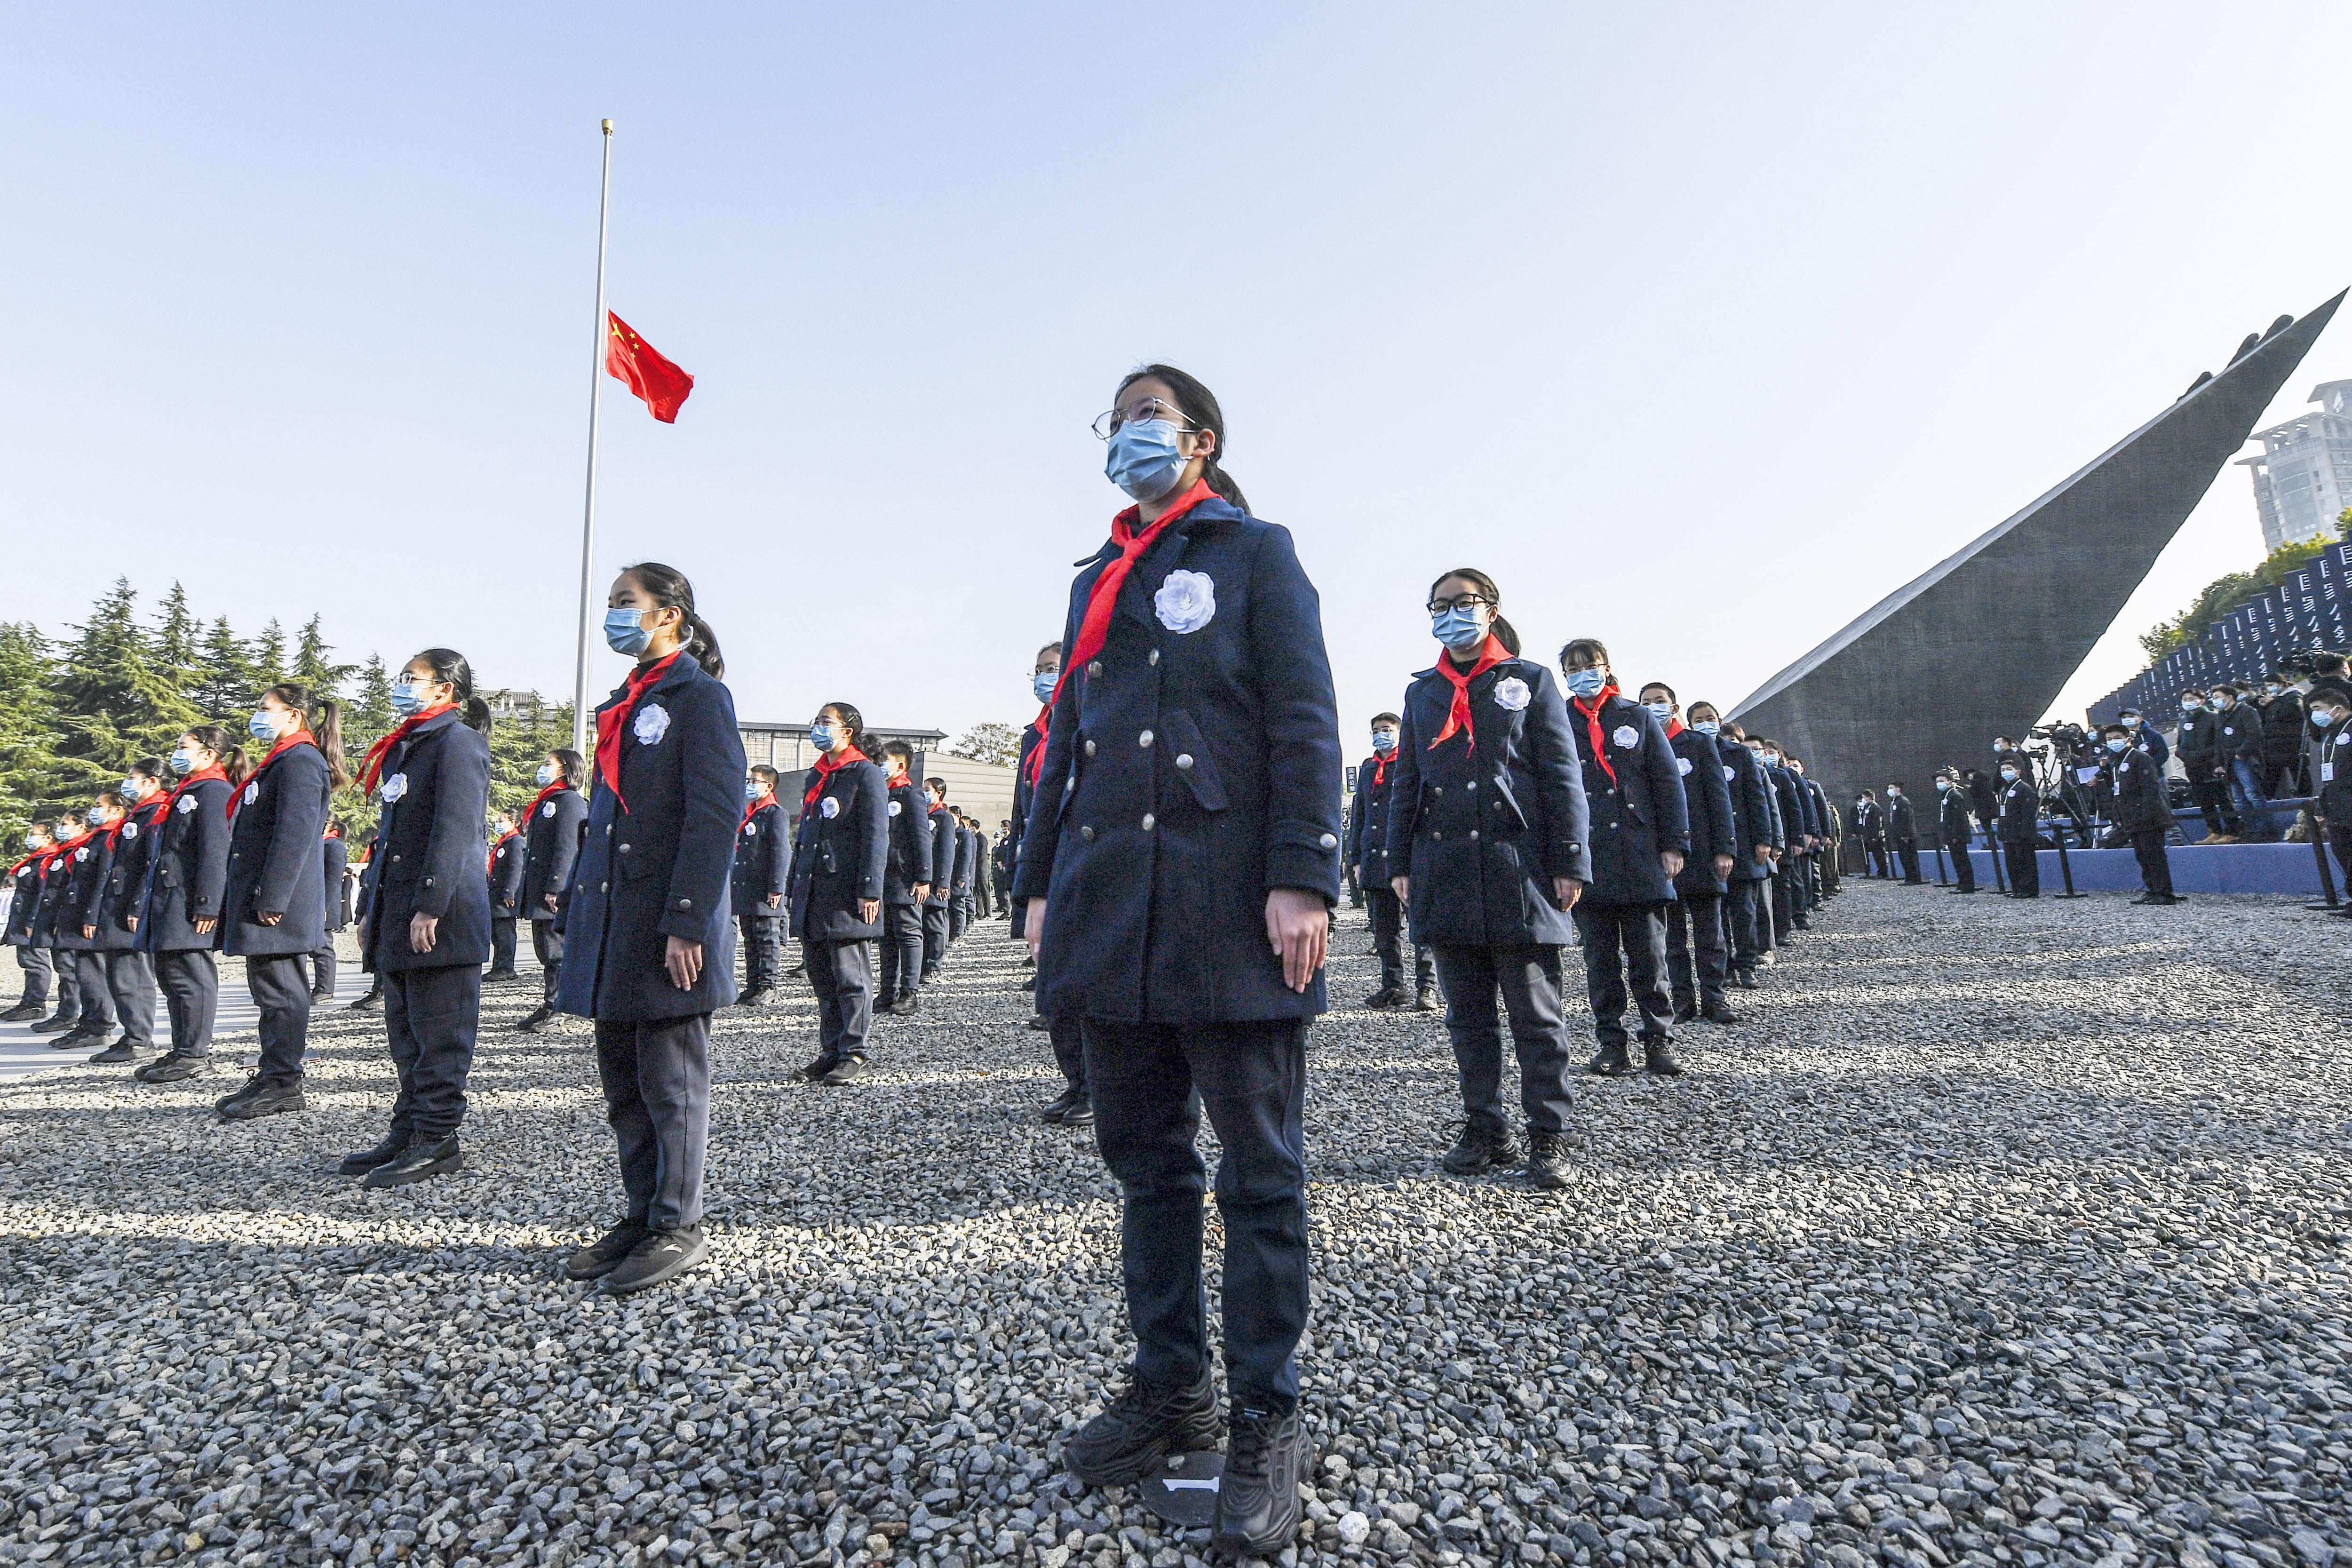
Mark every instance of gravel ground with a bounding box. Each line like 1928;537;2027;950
1;882;2348;1568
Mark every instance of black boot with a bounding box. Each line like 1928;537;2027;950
1040;1085;1085;1125
336;1133;409;1177
1441;1121;1521;1175
347;988;381;1011
138;1053;207;1083
1643;1037;1685;1077
217;1075;306;1120
1412;985;1439;1012
1063;1363;1222;1488
565;1219;650;1281
1588;1039;1632;1077
1212;1401;1311;1559
516;1004;553;1033
735;987;770;1008
363;1135;464;1189
1523;1129;1572;1190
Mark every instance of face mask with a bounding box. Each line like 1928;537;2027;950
88;810;113;831
1371;731;1398;755
2215;693;2234;708
1936;780;1951;792
388;681;425;717
1888;790;1901;799
169;749;196;775
2121;715;2140;727
604;606;652;656
119;778;142;798
1644;702;1673;723
1033;670;1058;704
1104;419;1190;501
810;721;838;752
23;833;40;848
249;711;281;742
1430;605;1488;652
2001;767;2018;782
2181;700;2201;711
2106;738;2128;753
1564;669;1607;698
2315;709;2340;731
1692;719;1720;737
745;778;765;802
535;763;557;786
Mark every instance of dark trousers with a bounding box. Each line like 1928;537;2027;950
594;1012;711;1231
1896;842;1922;883
1725;880;1764;973
488;916;517;976
2129;827;2174;897
2329;826;2352;900
2003;841;2041;897
1048;1014;1086;1092
310;943;337;996
1366;886;1434;994
1574;902;1673;1048
72;951;118;1029
950;895;970;940
1865;841;1890;877
880;902;925;1002
1430;943;1574;1136
50;948;81;1019
805;937;874;1065
14;944;51;1007
246;952;313;1082
1082;1016;1309;1409
1664;894;1728;1010
383;963;481;1140
2189;775;2239;837
922;903;949;972
1950;843;1977;891
157;949;218;1057
105;950;156;1047
1769;865;1796;940
739;914;781;993
531;920;563;1003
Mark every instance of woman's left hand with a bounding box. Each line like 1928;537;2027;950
409;913;439;953
858;898;881;924
666;936;704;990
1263;888;1328;994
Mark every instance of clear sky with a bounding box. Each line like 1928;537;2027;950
8;4;2350;751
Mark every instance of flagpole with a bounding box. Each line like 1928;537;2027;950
572;118;615;759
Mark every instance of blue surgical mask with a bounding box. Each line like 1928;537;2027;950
810;721;837;752
2314;709;2339;730
745;778;765;802
388;681;424;717
1371;731;1398;755
168;749;195;776
1644;701;1673;723
249;711;280;742
1033;670;1059;704
1104;419;1190;502
604;606;651;656
119;778;138;796
1564;669;1607;699
1692;720;1720;737
2106;738;2128;753
2122;715;2141;727
1936;780;1951;792
535;763;557;786
1430;606;1488;652
2001;767;2018;782
2180;699;2201;711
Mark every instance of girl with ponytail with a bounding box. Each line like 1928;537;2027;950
556;563;746;1295
787;699;888;1084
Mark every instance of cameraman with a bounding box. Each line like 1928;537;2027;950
2098;723;2177;906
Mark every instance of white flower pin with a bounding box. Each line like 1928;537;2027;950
1154;570;1216;635
1676;757;1692;776
743;823;756;836
123;822;139;839
541;801;556;818
1722;766;1736;782
1613;725;1640;748
1493;677;1530;712
634;705;671;746
821;795;841;819
178;795;198;815
380;774;409;804
243;782;259;806
888;800;901;817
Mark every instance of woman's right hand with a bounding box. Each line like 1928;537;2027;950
1389;875;1409;903
1025;899;1046;965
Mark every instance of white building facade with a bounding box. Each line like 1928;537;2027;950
2238;379;2352;551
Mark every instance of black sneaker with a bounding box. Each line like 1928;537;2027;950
797;1054;836;1082
218;1075;306;1120
53;1027;109;1051
1588;1040;1631;1077
603;1225;707;1294
138;1053;207;1083
1525;1130;1571;1190
1213;1402;1311;1559
1412;986;1439;1012
1731;971;1759;989
888;994;919;1017
30;1011;80;1035
1642;1037;1685;1077
1360;986;1404;1011
565;1219;650;1281
1061;1097;1095;1131
736;987;770;1008
363;1135;463;1189
1701;1003;1743;1025
516;1004;553;1034
1040;1086;1081;1124
1441;1122;1521;1175
483;969;519;983
309;988;335;1003
336;1134;408;1178
0;1000;46;1022
347;990;382;1012
1063;1364;1221;1488
1671;1000;1699;1025
1018;975;1036;992
87;1041;144;1065
1027;1013;1052;1032
820;1055;867;1086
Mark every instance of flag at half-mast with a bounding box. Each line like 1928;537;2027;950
605;311;694;422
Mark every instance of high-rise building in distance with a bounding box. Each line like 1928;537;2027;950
2238;380;2352;550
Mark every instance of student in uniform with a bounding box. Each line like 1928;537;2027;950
967;811;995;923
1017;366;1335;1555
948;813;976;941
1011;641;1091;1126
1348;712;1437;1011
340;649;496;1187
1639;684;1740;1027
2306;687;2352;915
1854;790;1888;877
1692;706;1774;989
217;683;347;1121
1995;756;2042;898
1758;740;1811;938
992;821;1015;916
132;727;239;1082
59;791;130;1053
1792;759;1833;906
789;702;887;1083
1886;783;1922;883
731;764;788;1005
486;806;527;980
517;748;588;1033
312;825;349;1001
874;741;934;1018
557;562;744;1295
1560;640;1690;1076
2098;722;2178;906
87;761;171;1064
30;814;88;1035
4;823;59;1021
1937;771;1978;892
921;778;955;979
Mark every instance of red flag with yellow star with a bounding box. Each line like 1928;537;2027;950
604;311;694;422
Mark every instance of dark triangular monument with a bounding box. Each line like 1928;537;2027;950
1730;290;2344;801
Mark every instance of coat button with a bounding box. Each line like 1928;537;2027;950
1466;780;1477;792
1087;661;1103;678
1084;739;1097;757
1319;832;1337;849
1141;813;1156;831
1432;830;1443;840
1147;648;1160;666
390;854;402;863
1138;730;1154;748
1080;826;1095;843
1430;785;1442;795
677;898;692;909
1469;830;1479;842
601;880;610;892
619;843;631;853
1176;754;1194;770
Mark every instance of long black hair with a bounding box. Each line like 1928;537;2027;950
1428;567;1521;656
621;562;725;680
1117;363;1248;513
819;700;877;758
549;747;586;789
182;724;250;787
412;647;493;733
263;682;352;789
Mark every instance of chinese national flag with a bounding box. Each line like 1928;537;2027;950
605;311;694;422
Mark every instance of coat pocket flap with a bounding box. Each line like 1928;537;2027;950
1163;709;1227;812
1487;772;1533;833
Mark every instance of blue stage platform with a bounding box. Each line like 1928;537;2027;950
1942;843;2336;896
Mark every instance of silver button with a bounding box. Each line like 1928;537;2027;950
605;824;613;835
601;880;610;892
1084;739;1097;757
1080;826;1095;843
677;898;692;910
1141;814;1156;831
1430;785;1442;795
1431;830;1443;840
1064;777;1075;795
1147;648;1160;666
1087;661;1103;678
1469;830;1479;842
619;843;631;853
1176;754;1194;770
1138;730;1154;748
390;854;402;864
1319;832;1337;849
1466;780;1477;792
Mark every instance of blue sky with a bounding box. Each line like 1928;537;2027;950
7;4;2349;748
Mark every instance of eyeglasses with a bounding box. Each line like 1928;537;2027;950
1091;398;1194;440
1426;594;1494;615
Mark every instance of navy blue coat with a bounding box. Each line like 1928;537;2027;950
1937;786;1973;848
488;829;528;915
1803;778;1834;843
1995;774;2041;844
1716;737;1776;883
1344;750;1410;889
556;653;745;1021
1385;655;1591;948
5;852;44;946
882;777;933;905
136;779;231;952
322;833;350;932
1666;724;1737;899
2129;723;2170;768
1561;692;1690;907
34;847;83;947
106;799;169;937
62;831;120;951
1008;723;1048;939
731;797;789;918
357;710;493;974
1014;497;1344;1023
788;757;887;941
1852;800;1885;843
1887;795;1918;846
223;743;332;956
1764;763;1809;852
924;802;957;906
522;788;588;918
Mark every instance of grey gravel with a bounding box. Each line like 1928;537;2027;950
0;882;2347;1568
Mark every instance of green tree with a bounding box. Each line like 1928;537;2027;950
49;578;202;789
152;581;200;684
2137;536;2330;662
0;623;64;846
486;697;578;820
947;721;1022;767
2339;505;2351;542
251;618;288;687
192;615;260;722
294;614;357;695
350;653;393;738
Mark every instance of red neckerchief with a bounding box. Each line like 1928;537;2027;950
1053;478;1216;706
1572;683;1624;786
154;764;228;824
594;652;683;812
100;809;133;851
1021;703;1051;786
740;790;777;834
48;831;93;870
1665;717;1685;740
357;701;457;794
1428;636;1512;750
487;827;519;877
802;747;871;813
1369;754;1391;790
228;732;317;819
887;771;918;803
519;780;572;825
8;845;54;880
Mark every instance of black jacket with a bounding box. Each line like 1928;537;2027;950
2211;701;2266;764
2174;712;2221;780
788;757;888;942
64;827;124;952
1345;749;1409;889
1995;774;2041;846
322;833;349;932
1937;786;1972;849
5;850;45;946
522;788;588;917
2101;748;2170;833
357;709;494;974
731;796;790;918
1562;692;1690;907
1716;737;1776;883
925;802;957;907
1852;800;1884;843
107;798;169;936
1887;795;1917;846
489;829;528;915
2260;692;2307;772
1666;724;1737;899
882;777;933;905
2312;716;2351;824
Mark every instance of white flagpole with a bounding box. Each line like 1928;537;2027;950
572;118;615;759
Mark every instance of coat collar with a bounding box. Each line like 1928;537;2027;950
607;649;702;706
1411;652;1529;683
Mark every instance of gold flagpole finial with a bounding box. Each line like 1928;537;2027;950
601;119;614;135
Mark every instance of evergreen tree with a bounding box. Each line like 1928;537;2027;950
948;721;1023;767
49;579;201;787
486;698;579;820
252;618;288;687
294;614;357;695
0;623;64;845
152;581;200;684
193;616;260;722
351;653;394;738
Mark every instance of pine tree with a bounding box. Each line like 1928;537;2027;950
0;623;64;845
948;721;1023;767
487;698;579;820
49;579;201;788
294;614;357;695
351;653;393;737
193;616;260;721
252;619;288;687
152;581;200;684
